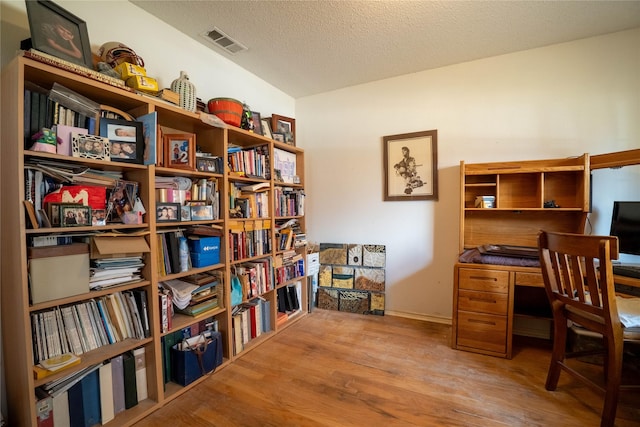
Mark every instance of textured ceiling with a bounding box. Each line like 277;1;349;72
130;0;640;98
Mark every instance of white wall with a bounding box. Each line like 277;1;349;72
297;28;640;321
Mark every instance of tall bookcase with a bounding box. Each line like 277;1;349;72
1;55;307;426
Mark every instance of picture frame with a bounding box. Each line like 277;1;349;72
99;118;144;164
71;133;110;161
156;202;180;222
251;112;262;136
163;133;196;171
383;129;438;201
196;156;222;173
25;0;93;68
261;118;273;139
271;114;296;146
180;205;191;221
46;202;72;227
272;132;285;144
60;204;91;227
191;204;214;221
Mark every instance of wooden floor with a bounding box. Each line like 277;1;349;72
134;310;640;427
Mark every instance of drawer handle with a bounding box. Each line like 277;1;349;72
469;297;496;304
468;319;496;326
469;276;497;281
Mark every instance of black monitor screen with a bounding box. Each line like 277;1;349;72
610;201;640;256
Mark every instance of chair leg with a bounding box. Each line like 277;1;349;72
599;333;623;427
546;317;567;391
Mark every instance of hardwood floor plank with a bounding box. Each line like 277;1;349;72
134;310;640;426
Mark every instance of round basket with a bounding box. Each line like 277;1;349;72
207;98;243;127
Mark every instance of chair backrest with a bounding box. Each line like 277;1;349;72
538;231;622;335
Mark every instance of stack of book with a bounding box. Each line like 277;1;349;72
161;272;222;317
90;256;145;290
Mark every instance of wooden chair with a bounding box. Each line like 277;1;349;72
537;231;640;427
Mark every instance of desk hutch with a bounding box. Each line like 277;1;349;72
452;150;640;359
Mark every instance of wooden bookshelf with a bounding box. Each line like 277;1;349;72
0;54;307;426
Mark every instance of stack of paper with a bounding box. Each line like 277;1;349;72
90;257;144;290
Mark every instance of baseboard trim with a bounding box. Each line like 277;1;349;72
385;310;452;325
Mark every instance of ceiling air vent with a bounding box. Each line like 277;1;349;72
202;27;247;54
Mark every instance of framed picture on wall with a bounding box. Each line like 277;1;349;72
383;129;438;201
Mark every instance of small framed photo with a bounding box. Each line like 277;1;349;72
196;156;222;173
99;118;144;164
271;114;295;146
92;209;106;226
251;112;262;135
261;118;273;139
71;133;110;160
191;205;214;221
60;204;91;227
180;205;191;221
164;133;196;170
46;202;65;227
272;132;285;144
156;202;180;222
25;0;93;68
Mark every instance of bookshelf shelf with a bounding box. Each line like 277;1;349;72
1;54;307;426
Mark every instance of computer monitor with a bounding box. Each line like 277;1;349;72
609;201;640;256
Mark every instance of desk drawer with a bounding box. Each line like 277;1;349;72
458;268;509;293
458;290;508;315
457;311;507;354
515;271;544;287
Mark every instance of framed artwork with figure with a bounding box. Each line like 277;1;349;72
25;0;93;68
383;129;438;201
163;133;196;171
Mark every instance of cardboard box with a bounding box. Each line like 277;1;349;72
307;252;320;275
126;75;158;93
90;235;150;259
188;236;220;267
28;243;90;304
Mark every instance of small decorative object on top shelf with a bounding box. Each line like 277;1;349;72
383;129;438;201
25;0;93;68
207;98;243;127
171;71;197;112
100;118;144;164
163;133;196;171
271;114;296;146
261;118;272;139
251;112;262;135
240;103;253;131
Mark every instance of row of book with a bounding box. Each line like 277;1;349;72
274;187;305;217
160;316;219;385
227;144;270;179
229;182;270;218
24;82;96;148
231;298;271;356
228;219;273;261
235;258;274;299
31;290;150;365
277;284;302;316
274;251;306;286
36;349;147;426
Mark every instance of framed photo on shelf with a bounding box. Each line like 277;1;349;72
60;204;91;227
383;129;438;201
156;202;180;222
251;112;262;135
191;204;214;221
71;133;110;161
163;133;196;171
180;205;191;221
272;132;285;144
99;118;144;164
25;0;93;68
271;114;296;146
261;118;273;139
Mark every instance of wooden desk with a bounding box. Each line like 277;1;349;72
452;263;640;359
